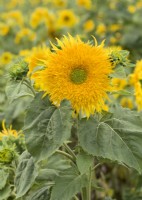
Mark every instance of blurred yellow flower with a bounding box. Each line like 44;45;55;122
130;60;142;84
33;35;113;117
109;37;118;44
53;0;67;7
30;7;49;28
130;60;142;110
120;97;133;109
76;0;92;9
57;10;78;28
6;0;24;9
127;5;136;13
14;28;36;44
83;20;95;32
109;24;122;32
136;1;142;9
96;23;106;35
112;78;127;91
0;120;18;140
0;23;10;36
0;52;13;65
19;49;31;62
2;10;24;27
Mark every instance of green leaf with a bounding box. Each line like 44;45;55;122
27;186;50;200
111;65;126;78
78;106;142;173
50;167;88;200
0;185;11;200
15;151;38;198
6;80;33;103
0;169;9;190
24;92;72;161
37;153;71;182
76;151;93;174
112;89;132;96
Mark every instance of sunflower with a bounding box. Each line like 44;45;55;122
28;45;50;75
0;120;18;140
83;20;95;32
57;10;78;28
33;35;112;117
120;97;133;109
0;52;13;65
130;60;142;110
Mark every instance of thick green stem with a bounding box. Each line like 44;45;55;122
56;150;74;162
87;167;92;200
82;188;87;200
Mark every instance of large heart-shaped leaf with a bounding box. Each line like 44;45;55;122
24;92;72;161
78;106;142;173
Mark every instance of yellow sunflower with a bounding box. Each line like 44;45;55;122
0;52;13;65
0;120;18;140
130;60;142;110
120;97;133;109
28;45;51;74
34;35;112;117
57;10;78;28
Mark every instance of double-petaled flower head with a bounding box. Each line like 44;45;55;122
30;35;113;117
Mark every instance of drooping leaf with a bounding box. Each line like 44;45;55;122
24;92;72;161
78;106;142;173
0;169;9;190
15;151;38;198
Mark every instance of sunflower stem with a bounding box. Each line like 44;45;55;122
82;188;87;200
87;167;92;200
56;150;74;162
63;142;76;161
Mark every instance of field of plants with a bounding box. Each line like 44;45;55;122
1;0;142;199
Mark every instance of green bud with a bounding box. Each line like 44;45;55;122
110;50;129;67
9;60;29;80
0;148;14;164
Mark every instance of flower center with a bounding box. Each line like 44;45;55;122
64;15;70;21
70;68;87;84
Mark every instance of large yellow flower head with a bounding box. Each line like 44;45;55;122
34;35;113;117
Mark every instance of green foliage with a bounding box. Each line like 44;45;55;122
0;169;8;190
0;185;11;200
9;61;29;81
27;186;51;200
24;92;73;161
15;151;38;198
51;167;88;200
76;151;94;174
78;105;142;173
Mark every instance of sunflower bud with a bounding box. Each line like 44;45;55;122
0;148;15;164
109;50;129;67
9;60;29;80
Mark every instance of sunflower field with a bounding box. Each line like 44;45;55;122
1;0;142;200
